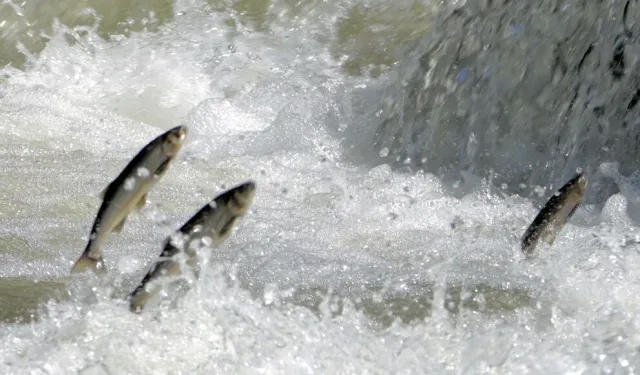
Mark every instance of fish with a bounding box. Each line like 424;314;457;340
71;125;188;275
521;171;588;258
129;180;257;313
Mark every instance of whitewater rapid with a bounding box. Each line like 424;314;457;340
1;1;640;374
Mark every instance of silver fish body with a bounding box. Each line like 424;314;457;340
521;172;588;258
129;180;256;313
71;125;188;275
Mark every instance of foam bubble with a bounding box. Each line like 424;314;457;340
1;1;640;374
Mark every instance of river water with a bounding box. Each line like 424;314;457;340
1;0;640;374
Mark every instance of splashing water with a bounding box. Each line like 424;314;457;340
1;1;640;374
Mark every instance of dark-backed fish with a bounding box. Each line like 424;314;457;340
71;125;188;275
521;172;588;258
129;181;256;313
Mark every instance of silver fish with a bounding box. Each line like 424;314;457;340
521;172;588;258
129;180;256;313
71;125;188;275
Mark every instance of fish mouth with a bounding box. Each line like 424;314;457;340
163;125;188;156
170;125;188;143
239;180;257;192
579;175;588;187
236;181;257;201
568;171;588;191
576;172;588;189
226;180;257;214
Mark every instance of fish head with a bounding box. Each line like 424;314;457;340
161;125;188;157
561;171;588;207
571;171;588;194
229;180;257;215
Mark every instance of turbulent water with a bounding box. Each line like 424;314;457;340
1;0;640;374
362;0;640;208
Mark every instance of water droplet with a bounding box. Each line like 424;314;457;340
124;177;136;191
620;358;629;367
263;283;278;306
136;167;150;178
533;186;546;197
201;236;213;247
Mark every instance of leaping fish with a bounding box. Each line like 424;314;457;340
521;171;588;258
71;125;188;275
129;181;256;313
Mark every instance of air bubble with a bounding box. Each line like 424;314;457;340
137;167;150;177
124;177;136;191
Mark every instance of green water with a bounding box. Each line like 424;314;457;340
0;0;436;76
0;277;69;323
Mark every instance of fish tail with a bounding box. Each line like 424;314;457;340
71;252;107;275
129;284;161;314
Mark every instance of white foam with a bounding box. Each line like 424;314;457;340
1;2;640;374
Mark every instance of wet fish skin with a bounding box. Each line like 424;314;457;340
71;125;188;275
521;172;588;258
129;180;257;313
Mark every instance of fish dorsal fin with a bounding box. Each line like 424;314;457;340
112;217;127;233
135;193;148;211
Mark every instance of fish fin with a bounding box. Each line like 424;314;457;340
217;218;237;242
70;253;107;275
129;284;161;314
112;217;127;233
135;193;148;211
544;230;558;246
543;223;562;246
566;204;580;222
545;216;568;246
154;159;172;177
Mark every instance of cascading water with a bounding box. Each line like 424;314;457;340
348;0;640;208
